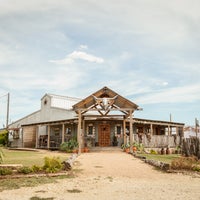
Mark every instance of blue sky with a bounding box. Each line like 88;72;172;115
0;0;200;127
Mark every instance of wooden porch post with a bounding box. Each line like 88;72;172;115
168;125;170;136
35;125;39;148
129;110;133;153
150;123;153;136
82;117;85;147
47;125;50;149
176;127;179;136
123;117;126;145
78;110;82;155
62;123;65;143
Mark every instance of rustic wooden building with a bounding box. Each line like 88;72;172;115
8;86;184;151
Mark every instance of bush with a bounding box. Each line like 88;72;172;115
0;167;13;175
60;138;78;152
60;142;68;151
18;166;33;174
43;157;62;173
32;165;42;173
150;149;157;154
0;130;8;146
192;165;200;172
0;148;4;164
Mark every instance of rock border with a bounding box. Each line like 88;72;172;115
131;153;200;178
131;153;170;171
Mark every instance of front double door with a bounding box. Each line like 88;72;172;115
98;124;110;147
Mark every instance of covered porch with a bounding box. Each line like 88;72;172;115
73;86;140;154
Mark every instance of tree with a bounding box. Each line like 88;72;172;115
0;129;8;146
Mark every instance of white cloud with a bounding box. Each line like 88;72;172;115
0;0;200;126
162;82;169;86
135;84;200;104
49;50;104;64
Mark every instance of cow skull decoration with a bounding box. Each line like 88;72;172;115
93;95;118;111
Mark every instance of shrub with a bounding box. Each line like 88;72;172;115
0;167;13;175
0;148;4;164
192;165;200;172
60;138;78;152
60;142;68;151
18;166;33;174
43;157;62;173
32;165;42;173
150;149;157;154
0;130;8;146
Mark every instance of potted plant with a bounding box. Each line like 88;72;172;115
132;142;139;152
124;143;130;153
67;137;78;153
121;143;126;152
83;143;89;153
121;143;130;152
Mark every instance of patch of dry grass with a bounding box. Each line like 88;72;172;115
171;156;200;171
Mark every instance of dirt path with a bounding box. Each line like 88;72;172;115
1;151;200;200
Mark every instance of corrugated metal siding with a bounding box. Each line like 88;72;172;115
51;96;80;110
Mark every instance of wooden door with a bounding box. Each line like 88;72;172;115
98;124;110;147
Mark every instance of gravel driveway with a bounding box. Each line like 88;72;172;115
1;150;200;200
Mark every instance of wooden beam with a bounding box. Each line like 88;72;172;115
83;117;85;138
112;104;129;115
133;119;184;127
168;125;170;136
78;110;82;155
81;103;98;115
62;123;65;143
83;115;125;118
35;125;39;148
129;110;133;153
75;107;136;112
47;125;50;149
150;123;153;136
123;117;126;145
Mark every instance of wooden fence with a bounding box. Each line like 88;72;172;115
134;134;181;148
182;137;200;159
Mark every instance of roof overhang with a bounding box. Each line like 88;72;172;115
73;86;139;117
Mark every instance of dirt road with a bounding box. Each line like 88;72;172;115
1;151;200;200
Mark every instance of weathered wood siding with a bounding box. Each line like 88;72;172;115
10;138;23;148
23;126;36;148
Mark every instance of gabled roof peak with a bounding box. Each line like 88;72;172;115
73;86;139;116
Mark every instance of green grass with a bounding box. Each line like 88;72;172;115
0;148;68;166
138;153;180;164
0;175;72;192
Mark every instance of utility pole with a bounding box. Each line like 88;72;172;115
6;93;10;129
0;93;10;129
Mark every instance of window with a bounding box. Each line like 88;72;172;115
65;127;72;135
13;130;20;139
88;126;93;135
87;124;95;136
115;124;122;137
53;127;60;136
116;126;121;135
